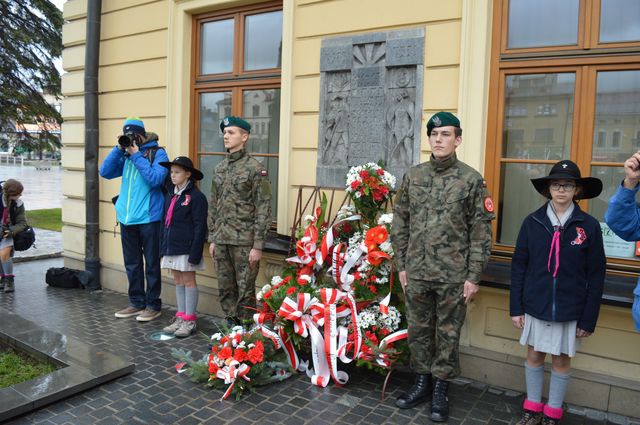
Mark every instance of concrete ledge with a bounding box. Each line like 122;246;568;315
0;309;134;422
460;345;640;418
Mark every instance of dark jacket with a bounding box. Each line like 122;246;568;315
1;195;27;236
160;181;208;265
510;202;606;332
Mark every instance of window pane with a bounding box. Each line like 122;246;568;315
244;11;282;71
497;163;551;245
201;19;234;74
502;74;575;160
600;0;640;43
243;88;280;216
242;89;280;155
592;70;640;162
199;155;224;204
507;0;578;48
590;165;640;259
199;92;232;153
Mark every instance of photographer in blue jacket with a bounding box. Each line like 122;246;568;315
99;117;169;322
605;150;640;332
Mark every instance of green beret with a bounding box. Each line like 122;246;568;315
220;116;251;133
426;111;460;135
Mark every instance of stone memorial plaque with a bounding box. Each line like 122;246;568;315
317;28;424;188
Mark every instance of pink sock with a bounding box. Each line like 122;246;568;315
543;404;563;419
524;399;544;412
182;314;197;321
176;312;185;318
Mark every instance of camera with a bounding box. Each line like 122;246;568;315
118;132;140;149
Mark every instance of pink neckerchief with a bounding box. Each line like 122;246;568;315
164;183;188;228
546;202;574;278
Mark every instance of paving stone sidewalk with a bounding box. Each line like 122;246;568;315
1;258;636;425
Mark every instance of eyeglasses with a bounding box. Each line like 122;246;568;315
550;182;576;191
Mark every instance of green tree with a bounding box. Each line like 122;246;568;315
0;0;63;152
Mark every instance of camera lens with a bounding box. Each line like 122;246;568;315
118;134;133;148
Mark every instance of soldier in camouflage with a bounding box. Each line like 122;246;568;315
207;116;272;326
391;111;494;422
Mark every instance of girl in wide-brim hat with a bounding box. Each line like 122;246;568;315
510;159;606;424
158;156;208;338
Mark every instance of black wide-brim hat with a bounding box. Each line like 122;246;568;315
159;156;204;181
531;159;602;200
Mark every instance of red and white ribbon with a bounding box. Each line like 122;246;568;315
216;362;251;400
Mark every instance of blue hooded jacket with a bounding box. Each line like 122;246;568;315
99;133;169;225
605;182;640;331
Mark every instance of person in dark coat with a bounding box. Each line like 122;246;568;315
158;156;208;337
510;160;606;425
0;179;28;293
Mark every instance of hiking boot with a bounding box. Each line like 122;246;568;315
162;316;183;333
136;308;162;322
430;378;449;422
3;276;14;293
517;409;542;425
174;320;197;338
542;415;560;425
114;306;144;318
395;373;432;409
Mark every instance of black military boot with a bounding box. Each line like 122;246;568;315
395;373;432;409
430;378;449;422
0;276;6;291
4;275;14;293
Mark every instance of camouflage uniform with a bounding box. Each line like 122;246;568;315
392;153;494;379
208;148;272;321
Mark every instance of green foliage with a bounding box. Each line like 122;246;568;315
0;1;63;147
26;208;62;232
0;344;57;388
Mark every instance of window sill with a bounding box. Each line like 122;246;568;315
481;260;636;308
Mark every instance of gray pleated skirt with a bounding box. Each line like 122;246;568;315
161;254;205;272
519;313;579;357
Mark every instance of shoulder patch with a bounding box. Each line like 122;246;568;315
260;169;268;177
484;196;494;213
482;180;487;188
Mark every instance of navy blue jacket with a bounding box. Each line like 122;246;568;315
160;181;208;265
510;202;606;332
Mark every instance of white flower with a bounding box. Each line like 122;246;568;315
354;192;362;198
271;276;283;286
261;284;271;293
379;241;393;254
256;291;263;301
303;214;315;224
211;333;223;341
378;213;393;225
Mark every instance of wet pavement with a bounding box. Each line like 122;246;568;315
1;258;638;424
0;164;62;210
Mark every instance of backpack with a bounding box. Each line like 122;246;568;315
45;267;92;289
13;226;35;251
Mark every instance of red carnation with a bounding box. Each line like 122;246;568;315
359;171;369;179
218;346;232;360
247;341;264;364
350;181;360;190
286;286;297;295
368;285;378;294
263;290;273;300
376;169;384;176
234;348;248;362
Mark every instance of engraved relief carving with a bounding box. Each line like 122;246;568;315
321;94;349;165
387;88;414;168
353;43;385;67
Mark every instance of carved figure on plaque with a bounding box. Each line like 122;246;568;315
322;94;348;165
387;89;414;168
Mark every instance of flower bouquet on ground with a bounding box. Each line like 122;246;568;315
171;326;292;400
